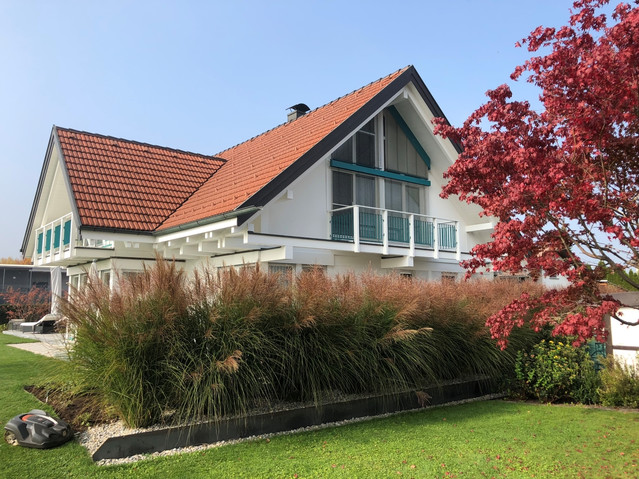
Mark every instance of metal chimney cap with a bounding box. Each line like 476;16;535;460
287;103;310;113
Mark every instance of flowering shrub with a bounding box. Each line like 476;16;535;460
513;339;600;403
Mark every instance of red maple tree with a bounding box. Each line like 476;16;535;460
434;0;639;347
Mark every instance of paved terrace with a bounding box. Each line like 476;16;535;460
3;330;69;359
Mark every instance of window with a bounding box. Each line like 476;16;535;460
301;264;328;274
406;186;420;214
332;171;377;208
268;263;294;287
331;119;376;168
332;171;353;208
100;271;111;287
441;272;457;282
385;180;422;213
384;110;428;179
331;111;428;218
356;175;376;207
356;119;376;167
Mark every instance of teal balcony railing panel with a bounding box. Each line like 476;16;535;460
439;223;457;250
331;209;383;243
331;206;458;255
63;220;71;246
415;219;434;246
359;211;382;243
37;232;43;255
45;230;52;252
388;214;409;243
53;225;61;249
331;210;354;241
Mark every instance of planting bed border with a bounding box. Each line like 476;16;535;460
92;376;496;461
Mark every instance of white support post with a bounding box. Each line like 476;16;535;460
382;209;389;255
455;221;461;261
433;218;439;259
353;206;360;253
409;214;415;257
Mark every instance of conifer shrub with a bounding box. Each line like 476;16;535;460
62;259;542;427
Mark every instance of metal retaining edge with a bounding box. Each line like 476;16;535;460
92;377;496;461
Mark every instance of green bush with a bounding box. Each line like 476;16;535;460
62;259;542;427
599;355;639;408
513;339;600;403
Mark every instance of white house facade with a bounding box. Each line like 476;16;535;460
22;66;496;289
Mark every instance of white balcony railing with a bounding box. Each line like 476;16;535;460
34;214;115;265
330;205;460;259
35;213;74;263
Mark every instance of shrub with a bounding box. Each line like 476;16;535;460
62;259;543;427
599;356;639;408
513;339;600;403
0;287;51;325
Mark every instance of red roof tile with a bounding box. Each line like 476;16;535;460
158;66;410;230
57;128;225;231
55;67;411;233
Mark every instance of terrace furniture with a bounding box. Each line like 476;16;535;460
19;314;59;334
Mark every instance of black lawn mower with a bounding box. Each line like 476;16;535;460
4;409;73;449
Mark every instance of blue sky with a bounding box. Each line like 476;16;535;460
0;0;599;258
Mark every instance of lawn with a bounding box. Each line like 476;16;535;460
0;332;637;478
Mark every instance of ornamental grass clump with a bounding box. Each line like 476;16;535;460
63;259;542;427
598;355;639;408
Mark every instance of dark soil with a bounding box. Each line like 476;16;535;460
25;386;114;432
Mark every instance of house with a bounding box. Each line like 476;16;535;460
21;65;495;289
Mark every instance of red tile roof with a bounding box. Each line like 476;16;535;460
56;66;411;233
57;128;225;231
158;66;410;230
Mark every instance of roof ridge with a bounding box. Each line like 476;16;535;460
214;66;412;158
55;126;223;162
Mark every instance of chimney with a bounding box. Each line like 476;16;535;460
287;103;310;122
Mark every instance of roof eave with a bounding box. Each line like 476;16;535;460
154;206;261;236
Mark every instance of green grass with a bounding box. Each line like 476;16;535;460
1;333;638;478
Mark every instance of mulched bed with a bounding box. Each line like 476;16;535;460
25;385;114;432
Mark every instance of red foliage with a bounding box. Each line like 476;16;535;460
433;0;639;346
0;287;51;322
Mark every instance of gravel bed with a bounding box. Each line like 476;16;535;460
79;392;504;466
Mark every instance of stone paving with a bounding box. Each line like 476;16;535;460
3;330;69;359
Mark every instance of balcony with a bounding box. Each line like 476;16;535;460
330;206;459;259
34;214;115;265
35;214;74;264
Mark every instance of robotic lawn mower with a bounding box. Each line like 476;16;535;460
4;409;73;449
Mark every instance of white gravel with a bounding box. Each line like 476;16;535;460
80;393;504;466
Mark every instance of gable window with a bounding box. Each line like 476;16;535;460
384;110;428;179
331;119;376;168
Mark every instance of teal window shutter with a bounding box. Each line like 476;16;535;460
45;230;52;252
63;220;71;245
53;225;61;249
37;233;43;254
